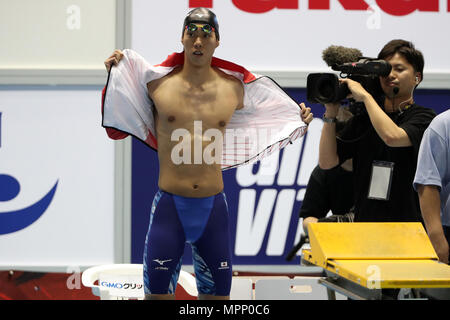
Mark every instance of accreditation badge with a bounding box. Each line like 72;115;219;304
367;161;394;201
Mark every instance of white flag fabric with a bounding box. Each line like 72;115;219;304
102;49;307;170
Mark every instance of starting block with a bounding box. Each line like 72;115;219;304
302;222;450;300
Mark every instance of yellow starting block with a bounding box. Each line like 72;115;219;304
302;223;450;299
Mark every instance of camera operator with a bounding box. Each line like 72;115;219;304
301;107;355;231
319;39;436;222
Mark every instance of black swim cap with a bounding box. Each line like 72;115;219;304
183;7;220;40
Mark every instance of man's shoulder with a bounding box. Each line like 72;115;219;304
211;68;244;110
431;109;450;126
428;110;450;139
214;67;244;88
409;104;437;116
403;104;437;125
146;67;182;93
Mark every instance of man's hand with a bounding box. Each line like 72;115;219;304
302;217;318;234
339;78;370;103
104;50;124;72
430;234;450;264
300;103;313;125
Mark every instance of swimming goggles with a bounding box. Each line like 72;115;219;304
185;23;215;35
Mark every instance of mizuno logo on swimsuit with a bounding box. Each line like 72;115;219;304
153;259;172;266
153;259;172;270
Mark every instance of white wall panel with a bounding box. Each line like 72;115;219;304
0;89;116;268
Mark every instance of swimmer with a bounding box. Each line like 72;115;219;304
102;7;312;300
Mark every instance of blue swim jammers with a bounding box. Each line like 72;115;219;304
143;190;232;296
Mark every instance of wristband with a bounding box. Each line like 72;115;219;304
322;114;337;123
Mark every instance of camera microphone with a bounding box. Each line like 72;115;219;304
322;46;391;77
322;45;363;68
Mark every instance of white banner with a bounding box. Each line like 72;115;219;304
132;0;450;76
0;89;115;268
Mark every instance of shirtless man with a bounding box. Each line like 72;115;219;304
104;8;312;300
148;20;243;198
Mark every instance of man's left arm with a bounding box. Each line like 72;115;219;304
414;122;448;263
341;78;411;147
362;94;411;147
417;184;449;264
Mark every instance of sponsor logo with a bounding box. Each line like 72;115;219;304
153;258;172;270
189;0;448;16
100;281;143;290
0;177;58;235
219;261;230;270
0;112;59;235
153;258;172;266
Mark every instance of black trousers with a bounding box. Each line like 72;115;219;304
444;225;450;264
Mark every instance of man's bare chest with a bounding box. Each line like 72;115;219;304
150;85;237;129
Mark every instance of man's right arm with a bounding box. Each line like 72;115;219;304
319;103;340;169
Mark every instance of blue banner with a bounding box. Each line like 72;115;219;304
131;88;450;265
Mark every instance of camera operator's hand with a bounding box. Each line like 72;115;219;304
303;217;318;233
339;78;370;103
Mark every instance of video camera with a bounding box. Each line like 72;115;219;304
306;46;392;112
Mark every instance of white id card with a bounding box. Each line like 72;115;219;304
367;161;394;201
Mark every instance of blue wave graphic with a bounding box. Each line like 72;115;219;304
0;174;20;201
0;180;58;235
